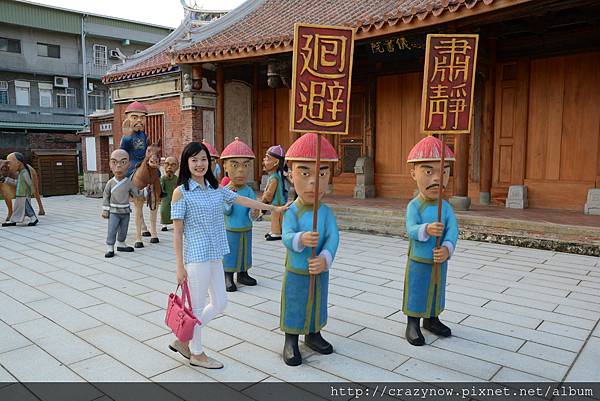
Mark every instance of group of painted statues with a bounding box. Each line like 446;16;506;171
105;101;459;367
0;99;458;368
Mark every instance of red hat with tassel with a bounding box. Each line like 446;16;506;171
285;133;338;162
407;135;455;163
124;101;148;115
220;137;255;159
202;140;220;158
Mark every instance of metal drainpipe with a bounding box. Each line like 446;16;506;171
81;14;88;126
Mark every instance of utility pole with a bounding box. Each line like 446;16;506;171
81;14;88;126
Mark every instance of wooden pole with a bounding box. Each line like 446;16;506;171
308;133;322;311
433;134;446;284
480;36;496;204
216;64;225;152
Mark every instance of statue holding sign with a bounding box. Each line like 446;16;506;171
403;136;458;346
280;133;339;366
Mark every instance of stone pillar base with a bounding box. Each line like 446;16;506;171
450;196;471;211
479;192;491;205
83;172;110;198
584;188;600;215
506;185;528;209
353;185;375;199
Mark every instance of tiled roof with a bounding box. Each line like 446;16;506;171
103;52;176;83
105;0;515;82
102;16;195;83
175;0;506;62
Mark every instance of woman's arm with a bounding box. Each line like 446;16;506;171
171;188;187;284
234;196;287;214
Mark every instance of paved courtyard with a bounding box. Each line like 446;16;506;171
0;195;599;385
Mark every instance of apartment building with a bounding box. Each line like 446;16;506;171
0;0;172;157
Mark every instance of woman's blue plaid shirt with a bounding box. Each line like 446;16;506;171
171;178;239;264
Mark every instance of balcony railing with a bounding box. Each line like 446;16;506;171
0;104;85;126
87;63;110;79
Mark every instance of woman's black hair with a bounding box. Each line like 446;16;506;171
177;142;218;190
268;151;288;200
13;152;31;178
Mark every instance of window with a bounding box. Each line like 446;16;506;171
88;89;106;112
0;37;21;53
37;42;60;58
0;81;8;105
15;81;30;106
93;44;107;66
56;87;76;109
38;82;53;108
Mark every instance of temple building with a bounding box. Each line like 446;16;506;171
98;0;600;212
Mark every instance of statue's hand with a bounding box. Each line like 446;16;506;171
308;256;328;274
101;211;109;219
433;246;450;264
122;118;133;136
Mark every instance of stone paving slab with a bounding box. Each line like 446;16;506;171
0;195;598;384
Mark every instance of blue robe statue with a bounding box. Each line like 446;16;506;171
280;199;339;334
403;194;458;318
223;185;256;273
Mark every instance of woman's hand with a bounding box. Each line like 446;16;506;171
176;265;187;285
273;201;292;215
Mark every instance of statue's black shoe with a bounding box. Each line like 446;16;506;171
304;332;333;354
28;219;38;226
225;272;237;292
283;334;302;366
142;231;151;237
134;242;144;248
237;272;257;286
161;227;168;232
105;251;115;258
150;237;159;244
117;246;134;252
423;317;452;337
2;222;16;227
265;234;281;241
406;317;425;346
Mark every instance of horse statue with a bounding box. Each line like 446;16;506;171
0;159;46;222
130;143;162;248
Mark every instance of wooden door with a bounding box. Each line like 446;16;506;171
146;113;164;156
331;88;366;194
375;72;425;198
36;155;79;196
523;52;600;209
491;60;529;201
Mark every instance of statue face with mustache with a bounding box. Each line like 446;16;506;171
410;161;451;201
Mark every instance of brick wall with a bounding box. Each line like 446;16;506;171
113;96;211;163
28;132;79;150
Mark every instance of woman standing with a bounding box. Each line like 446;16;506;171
169;141;286;369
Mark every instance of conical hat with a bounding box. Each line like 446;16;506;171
407;135;455;163
221;137;255;159
285;133;338;162
125;101;148;115
202;140;220;158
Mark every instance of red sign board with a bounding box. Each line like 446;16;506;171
420;34;479;134
290;23;355;135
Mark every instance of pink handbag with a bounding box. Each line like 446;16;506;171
165;281;200;341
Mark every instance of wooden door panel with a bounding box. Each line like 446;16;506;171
560;53;600;182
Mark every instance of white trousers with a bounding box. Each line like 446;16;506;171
185;259;228;355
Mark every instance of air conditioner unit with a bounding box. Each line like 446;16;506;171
109;49;120;59
54;76;68;88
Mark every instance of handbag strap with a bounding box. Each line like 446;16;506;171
181;280;194;310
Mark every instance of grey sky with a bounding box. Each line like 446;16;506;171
29;0;246;28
